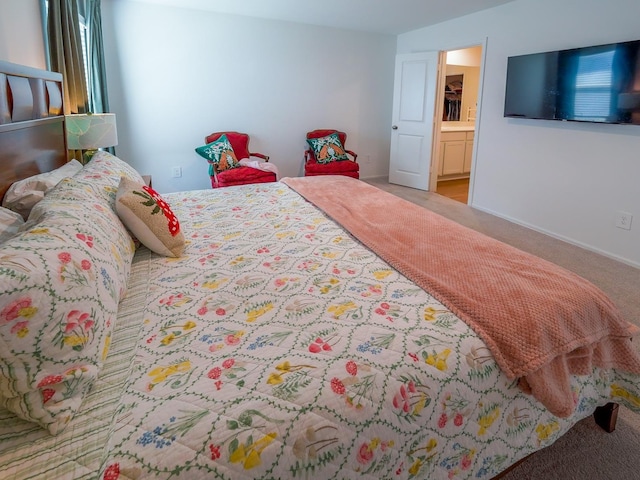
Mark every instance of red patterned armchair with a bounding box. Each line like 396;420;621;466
304;129;359;179
196;131;276;188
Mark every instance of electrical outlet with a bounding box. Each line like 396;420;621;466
364;154;371;164
171;166;182;178
615;211;633;230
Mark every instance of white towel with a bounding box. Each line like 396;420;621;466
238;158;280;180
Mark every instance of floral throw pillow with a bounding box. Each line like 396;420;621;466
306;132;349;164
195;134;240;174
115;177;185;257
73;151;145;208
0;178;135;435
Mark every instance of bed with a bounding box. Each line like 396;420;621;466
1;61;640;480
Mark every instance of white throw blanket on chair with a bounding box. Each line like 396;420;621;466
238;158;280;180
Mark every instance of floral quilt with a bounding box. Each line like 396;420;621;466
91;182;640;480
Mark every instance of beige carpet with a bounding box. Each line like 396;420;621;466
364;177;640;480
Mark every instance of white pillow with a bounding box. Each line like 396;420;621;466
0;207;25;243
1;160;83;219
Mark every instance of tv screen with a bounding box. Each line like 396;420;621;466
504;39;640;125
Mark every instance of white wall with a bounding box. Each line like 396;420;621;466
399;0;640;267
0;0;46;68
101;0;396;193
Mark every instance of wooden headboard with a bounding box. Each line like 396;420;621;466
0;60;67;201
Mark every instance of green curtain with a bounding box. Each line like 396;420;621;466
83;0;110;114
47;0;89;116
39;0;51;71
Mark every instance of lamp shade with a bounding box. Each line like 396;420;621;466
66;113;118;150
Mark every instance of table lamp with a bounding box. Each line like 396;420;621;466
65;113;118;164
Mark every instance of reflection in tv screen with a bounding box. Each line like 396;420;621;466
504;39;640;125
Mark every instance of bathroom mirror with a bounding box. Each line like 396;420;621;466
443;74;463;121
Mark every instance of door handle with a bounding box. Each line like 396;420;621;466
392;125;398;130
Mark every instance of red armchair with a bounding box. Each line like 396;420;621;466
304;129;359;179
200;131;276;188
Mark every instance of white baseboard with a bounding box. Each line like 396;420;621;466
471;205;640;269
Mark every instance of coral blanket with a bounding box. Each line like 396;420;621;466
282;176;640;417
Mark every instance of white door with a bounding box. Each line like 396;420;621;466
389;51;439;190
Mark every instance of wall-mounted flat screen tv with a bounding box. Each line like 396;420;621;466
504;39;640;125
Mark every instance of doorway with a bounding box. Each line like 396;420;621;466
388;51;440;190
430;45;483;204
